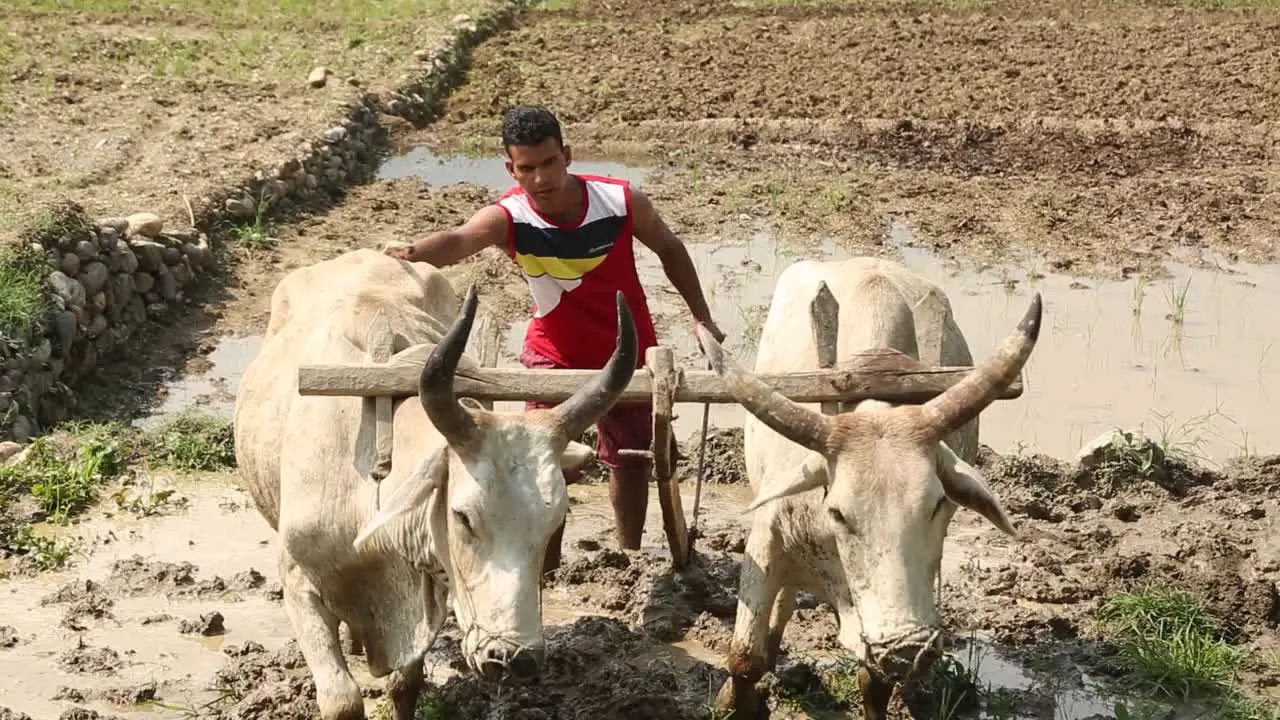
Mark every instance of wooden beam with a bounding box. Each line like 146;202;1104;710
466;310;503;411
297;352;1025;404
648;347;690;570
810;281;841;417
365;310;394;482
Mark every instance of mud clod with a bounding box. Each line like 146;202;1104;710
179;610;226;636
57;641;123;676
0;625;26;648
680;428;746;485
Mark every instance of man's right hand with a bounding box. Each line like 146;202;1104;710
382;241;415;261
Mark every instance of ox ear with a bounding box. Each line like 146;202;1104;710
935;442;1016;537
353;443;448;553
559;440;595;472
744;452;830;513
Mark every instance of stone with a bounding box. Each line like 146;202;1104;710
126;212;163;238
59;253;81;277
323;126;347;143
87;314;108;338
51;311;76;358
97;217;129;235
146;302;168;317
134;272;155;295
129;239;165;272
91;291;107;312
413;49;432;61
308;66;329;88
47;271;86;307
161;246;181;266
79;261;110;296
75;239;98;261
1075;428;1157;469
225;196;255;219
155;265;178;300
98;226;120;251
32;339;52;364
0;441;22;463
117;245;139;274
10;415;35;442
112;273;135;305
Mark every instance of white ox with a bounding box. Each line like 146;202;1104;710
233;249;638;720
696;257;1040;720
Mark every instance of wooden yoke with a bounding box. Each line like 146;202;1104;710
810;282;841;416
648;346;690;569
465;310;503;410
364;310;395;483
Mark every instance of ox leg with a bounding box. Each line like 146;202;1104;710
281;560;365;720
714;526;783;720
386;656;424;720
764;586;796;671
858;668;894;720
345;622;364;657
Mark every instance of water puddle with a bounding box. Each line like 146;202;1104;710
134;334;262;431
377;146;652;189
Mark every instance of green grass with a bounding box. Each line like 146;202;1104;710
139;411;236;472
0;242;50;344
0;413;235;571
1098;584;1278;719
0;421;130;570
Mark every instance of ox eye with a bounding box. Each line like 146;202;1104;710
453;510;473;533
827;508;856;533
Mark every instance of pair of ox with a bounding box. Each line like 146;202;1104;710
233;250;1040;719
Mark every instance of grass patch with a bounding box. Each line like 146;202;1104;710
0;242;49;345
139;411;236;472
1097;583;1279;719
0;421;131;570
0;413;235;571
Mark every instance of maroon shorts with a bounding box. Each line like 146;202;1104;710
520;348;652;472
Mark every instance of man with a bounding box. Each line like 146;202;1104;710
383;105;724;574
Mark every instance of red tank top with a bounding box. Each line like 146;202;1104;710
497;174;659;370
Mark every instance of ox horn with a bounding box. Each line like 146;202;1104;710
552;291;639;441
419;284;482;446
918;292;1042;439
694;323;836;453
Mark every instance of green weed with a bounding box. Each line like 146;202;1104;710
140;412;236;472
0;242;49;344
1099;584;1242;699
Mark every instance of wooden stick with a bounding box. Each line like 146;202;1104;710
648;346;690;570
810;281;841;417
365;310;394;482
466;310;503;411
296;351;1024;404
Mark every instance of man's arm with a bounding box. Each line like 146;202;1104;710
631;188;726;342
383;204;509;267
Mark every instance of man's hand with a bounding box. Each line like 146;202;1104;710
382;241;415;261
698;319;727;345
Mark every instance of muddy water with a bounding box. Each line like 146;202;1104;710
135;334;263;430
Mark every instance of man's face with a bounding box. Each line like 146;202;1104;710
506;138;573;211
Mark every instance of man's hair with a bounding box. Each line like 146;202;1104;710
501;106;563;153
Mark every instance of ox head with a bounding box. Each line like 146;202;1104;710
355;285;637;684
696;293;1041;684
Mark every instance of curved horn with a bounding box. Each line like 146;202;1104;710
694;323;835;453
918;292;1042;439
552;291;638;440
419;284;481;445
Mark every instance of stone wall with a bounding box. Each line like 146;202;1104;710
0;0;531;442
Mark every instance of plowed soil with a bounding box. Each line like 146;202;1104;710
409;0;1280;280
